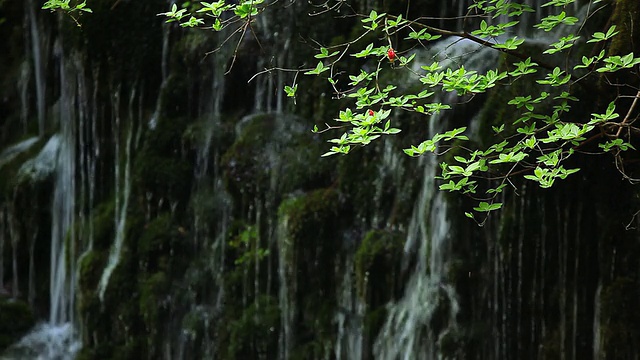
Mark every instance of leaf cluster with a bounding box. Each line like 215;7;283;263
120;1;640;223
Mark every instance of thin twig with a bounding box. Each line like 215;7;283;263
615;89;640;138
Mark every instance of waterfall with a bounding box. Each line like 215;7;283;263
2;29;89;360
26;0;47;137
334;254;365;360
373;165;457;360
370;35;500;359
592;281;602;359
97;87;135;302
49;38;77;326
277;214;295;360
1;1;637;359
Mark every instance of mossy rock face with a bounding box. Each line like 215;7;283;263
96;250;141;350
138;214;175;266
91;199;116;251
221;114;276;200
0;137;49;199
608;0;640;56
363;306;388;339
222;113;330;206
277;188;343;357
139;271;169;356
354;229;405;302
77;249;108;344
134;116;193;202
135;155;192;197
224;295;280;359
278;188;341;243
182;116;235;156
599;277;640;357
78;250;107;300
0;299;35;351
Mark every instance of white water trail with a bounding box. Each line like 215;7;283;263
49;42;77;326
1;323;81;360
334;255;365;360
6;41;85;360
97;104;134;302
592;281;602;359
372;159;457;360
27;0;46;136
277;214;295;360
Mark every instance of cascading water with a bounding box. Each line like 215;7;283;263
26;0;47;137
1;1;639;359
2;31;89;360
97;87;135;302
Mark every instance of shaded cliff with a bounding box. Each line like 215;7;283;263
0;1;639;359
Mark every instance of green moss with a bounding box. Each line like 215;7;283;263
134;115;193;202
608;0;640;56
78;250;107;301
135;155;192;194
138;214;172;257
182;117;234;152
0;299;35;351
354;229;404;300
223;295;280;359
277;189;343;357
221;114;275;199
278;188;340;242
91;199;116;250
139;272;169;332
290;339;332;360
221;113;333;212
363;306;388;339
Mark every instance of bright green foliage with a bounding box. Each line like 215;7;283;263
57;0;640;223
42;0;91;26
158;0;263;28
229;225;269;266
42;0;91;13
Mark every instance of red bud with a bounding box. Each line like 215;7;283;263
387;48;396;62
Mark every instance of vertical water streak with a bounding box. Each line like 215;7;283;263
8;203;19;299
27;0;47;136
592;281;602;358
50;41;77;325
28;229;38;307
18;61;31;135
277;214;295;360
372;154;455;359
335;253;365;360
97;87;134;302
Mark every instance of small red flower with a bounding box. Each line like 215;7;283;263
368;109;375;116
387;47;396;62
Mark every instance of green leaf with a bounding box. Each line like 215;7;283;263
473;202;503;212
284;85;297;97
304;61;330;75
